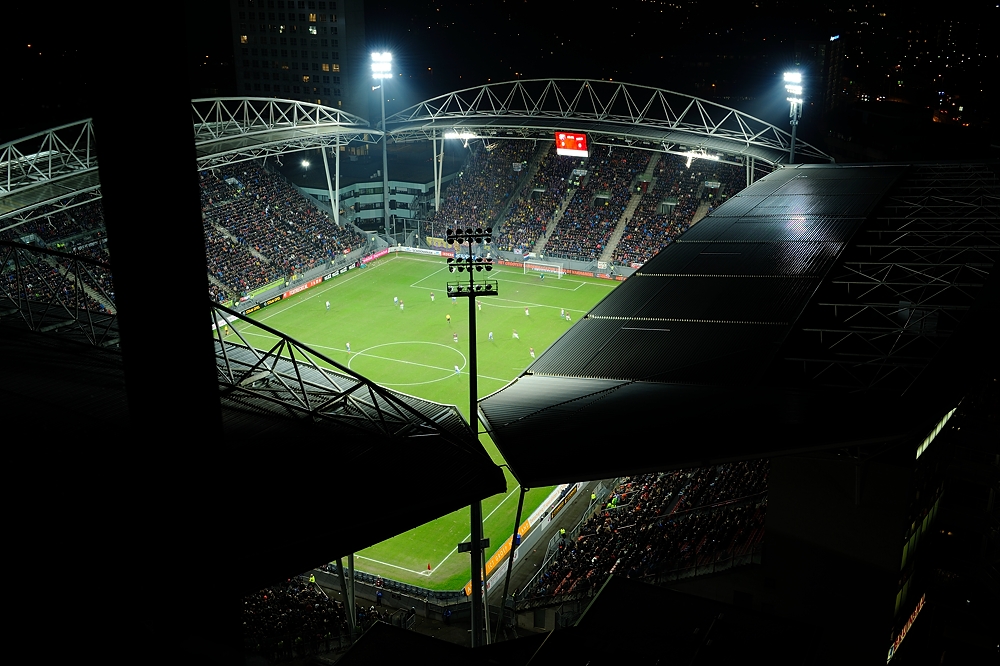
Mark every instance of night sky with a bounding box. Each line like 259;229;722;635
2;1;996;151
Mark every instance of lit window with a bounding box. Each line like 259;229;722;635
302;75;310;83
322;63;329;71
279;24;285;33
309;13;317;22
309;25;317;34
240;35;248;44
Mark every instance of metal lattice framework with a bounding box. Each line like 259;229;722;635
0;240;118;347
211;301;486;446
0;120;101;228
384;79;832;166
789;163;1000;393
192;97;375;169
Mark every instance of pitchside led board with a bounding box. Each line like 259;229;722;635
555;132;589;157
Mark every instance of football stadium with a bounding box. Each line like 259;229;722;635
3;78;997;666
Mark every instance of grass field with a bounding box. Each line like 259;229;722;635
237;252;619;590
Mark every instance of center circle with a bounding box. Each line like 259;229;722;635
347;341;468;387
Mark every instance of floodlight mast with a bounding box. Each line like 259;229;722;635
447;226;498;649
372;52;392;237
784;72;804;164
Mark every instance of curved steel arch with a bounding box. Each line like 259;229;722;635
192;97;378;169
384;79;831;166
0;120;101;227
1;98;379;229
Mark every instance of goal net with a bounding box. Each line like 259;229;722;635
523;260;564;278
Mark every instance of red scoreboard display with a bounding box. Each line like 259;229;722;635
555;132;589;157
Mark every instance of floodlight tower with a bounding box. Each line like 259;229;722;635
784;72;804;164
446;226;499;648
372;52;392;237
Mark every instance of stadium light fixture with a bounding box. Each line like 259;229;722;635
444;223;498;649
372;52;393;238
783;72;804;164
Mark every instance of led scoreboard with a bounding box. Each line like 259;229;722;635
555;132;589;157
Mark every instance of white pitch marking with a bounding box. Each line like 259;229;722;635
353;555;431;576
429;486;521;572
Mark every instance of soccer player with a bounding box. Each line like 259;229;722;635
326;300;330;311
430;292;435;302
560;308;565;319
512;329;519;339
346;342;351;353
529;347;535;358
488;331;494;341
453;332;458;343
399;301;404;312
525;307;529;316
565;313;571;323
539;273;545;280
446;314;451;324
223;324;230;336
452;296;457;304
477;299;482;311
454;365;460;375
393;296;398;306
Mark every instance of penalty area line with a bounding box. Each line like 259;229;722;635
353;555;432;576
430;485;521;572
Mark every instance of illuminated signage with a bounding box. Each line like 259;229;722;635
887;594;926;662
555;132;589;157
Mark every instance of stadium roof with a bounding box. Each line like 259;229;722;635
479;162;1000;488
384;79;833;166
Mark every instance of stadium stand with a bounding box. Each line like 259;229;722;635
199;163;367;298
543;147;649;261
529;460;768;600
493;144;579;254
425;141;534;239
1;200;107;247
243;575;349;661
613;157;747;266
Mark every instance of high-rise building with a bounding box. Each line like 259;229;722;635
229;0;366;117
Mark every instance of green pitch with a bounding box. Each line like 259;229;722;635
237;253;619;590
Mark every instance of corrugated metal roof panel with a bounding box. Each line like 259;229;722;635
748;194;881;217
576;321;785;384
527;318;628;376
641;241;844;277
680;217;865;243
709;195;767;217
633;275;818;322
589;272;672;317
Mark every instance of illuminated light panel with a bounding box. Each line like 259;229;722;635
555;132;589;157
916;407;956;459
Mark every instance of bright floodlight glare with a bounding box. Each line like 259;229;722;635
783;72;802;84
371;51;392;79
301;160;310;167
785;84;803;95
444;131;476;140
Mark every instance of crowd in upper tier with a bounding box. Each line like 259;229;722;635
424;141;534;240
543;147;650;261
492;144;579;254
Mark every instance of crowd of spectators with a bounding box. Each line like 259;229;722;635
425;141;534;239
243;576;349;660
613;158;747;266
543;147;649;261
530;460;768;599
200;163;367;299
493;144;579;254
0;200;107;246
